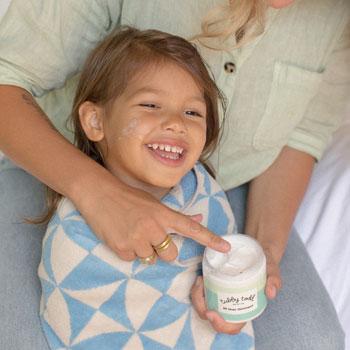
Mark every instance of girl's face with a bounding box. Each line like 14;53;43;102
100;62;207;197
268;0;294;8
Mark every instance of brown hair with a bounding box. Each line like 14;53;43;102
31;27;225;224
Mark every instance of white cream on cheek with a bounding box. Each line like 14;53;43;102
114;116;145;142
119;117;141;138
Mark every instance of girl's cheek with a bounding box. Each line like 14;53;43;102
193;124;207;154
116;117;148;142
119;117;141;138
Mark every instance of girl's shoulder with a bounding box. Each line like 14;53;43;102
48;197;98;242
54;197;81;222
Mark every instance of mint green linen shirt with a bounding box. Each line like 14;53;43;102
0;0;349;190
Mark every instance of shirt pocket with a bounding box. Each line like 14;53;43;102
253;61;323;150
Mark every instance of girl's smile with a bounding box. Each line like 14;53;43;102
146;139;188;167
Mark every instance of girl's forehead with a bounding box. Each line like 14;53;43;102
125;61;204;97
128;60;179;82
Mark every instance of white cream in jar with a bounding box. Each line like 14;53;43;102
203;234;267;323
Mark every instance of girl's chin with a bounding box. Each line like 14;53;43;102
148;177;183;191
144;170;187;192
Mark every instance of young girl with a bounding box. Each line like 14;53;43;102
38;27;255;349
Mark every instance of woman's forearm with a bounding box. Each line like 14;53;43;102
245;146;315;263
0;85;229;258
0;85;118;200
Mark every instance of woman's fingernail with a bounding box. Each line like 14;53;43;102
269;286;276;299
207;313;214;322
221;240;231;250
195;276;202;286
190;214;203;223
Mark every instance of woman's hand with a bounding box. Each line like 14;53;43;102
190;252;280;336
71;166;231;262
190;276;246;334
262;246;282;299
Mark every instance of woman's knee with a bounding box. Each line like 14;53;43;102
0;159;47;276
282;289;345;350
0;158;46;222
0;159;49;349
254;230;344;350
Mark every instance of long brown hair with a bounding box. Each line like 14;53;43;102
30;27;226;224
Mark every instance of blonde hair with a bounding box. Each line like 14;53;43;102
197;0;268;49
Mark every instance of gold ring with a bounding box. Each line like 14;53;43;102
139;251;156;265
154;235;172;253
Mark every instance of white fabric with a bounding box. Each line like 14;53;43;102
295;103;350;349
0;0;10;19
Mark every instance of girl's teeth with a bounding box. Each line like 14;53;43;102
160;153;179;160
147;143;184;154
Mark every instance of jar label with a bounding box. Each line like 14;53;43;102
217;288;258;315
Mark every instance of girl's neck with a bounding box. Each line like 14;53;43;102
110;168;171;200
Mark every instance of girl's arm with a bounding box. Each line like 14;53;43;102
245;146;315;298
0;86;230;260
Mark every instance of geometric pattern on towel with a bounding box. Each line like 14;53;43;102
38;163;254;349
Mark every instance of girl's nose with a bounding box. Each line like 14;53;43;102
162;113;187;134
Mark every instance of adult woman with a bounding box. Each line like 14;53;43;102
0;0;348;349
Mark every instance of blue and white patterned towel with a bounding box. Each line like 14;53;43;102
39;163;254;349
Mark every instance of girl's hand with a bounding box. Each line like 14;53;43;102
190;276;246;334
71;168;230;262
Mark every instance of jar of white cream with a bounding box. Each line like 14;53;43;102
203;234;267;323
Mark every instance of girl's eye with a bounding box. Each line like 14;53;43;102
185;110;204;118
139;103;159;109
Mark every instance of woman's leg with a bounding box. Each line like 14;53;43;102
226;186;345;350
0;157;49;350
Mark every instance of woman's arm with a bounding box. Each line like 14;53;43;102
245;146;315;298
0;86;230;260
253;18;349;299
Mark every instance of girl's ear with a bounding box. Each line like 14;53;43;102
79;101;105;142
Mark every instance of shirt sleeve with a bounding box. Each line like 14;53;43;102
287;18;350;160
0;0;122;97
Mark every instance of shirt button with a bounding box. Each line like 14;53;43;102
224;62;236;73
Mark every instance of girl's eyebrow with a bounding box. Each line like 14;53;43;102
189;96;206;105
128;86;206;104
128;86;163;98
